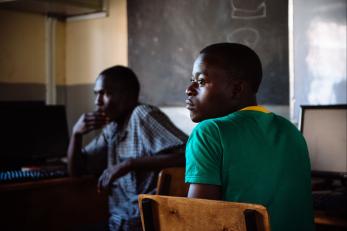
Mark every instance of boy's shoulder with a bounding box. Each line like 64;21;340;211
133;103;158;114
131;104;162;119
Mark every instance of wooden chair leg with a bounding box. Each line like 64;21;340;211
157;174;172;196
142;198;155;231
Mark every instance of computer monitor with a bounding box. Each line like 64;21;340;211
300;105;347;179
0;100;45;107
0;104;69;169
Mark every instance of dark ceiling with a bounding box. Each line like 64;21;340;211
0;0;104;18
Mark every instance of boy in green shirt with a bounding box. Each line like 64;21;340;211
185;43;314;231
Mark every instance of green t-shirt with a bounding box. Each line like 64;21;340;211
185;107;314;231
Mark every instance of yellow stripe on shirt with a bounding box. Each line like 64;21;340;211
240;105;271;113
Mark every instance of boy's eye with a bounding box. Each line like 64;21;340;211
197;79;206;85
190;76;206;86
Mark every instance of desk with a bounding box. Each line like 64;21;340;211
0;176;108;231
1;177;346;231
315;211;347;231
312;178;347;230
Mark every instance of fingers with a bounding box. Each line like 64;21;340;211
84;111;109;125
97;163;129;194
97;168;113;194
80;111;110;134
85;120;108;131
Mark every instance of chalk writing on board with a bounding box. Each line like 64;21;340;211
231;0;267;19
227;27;260;48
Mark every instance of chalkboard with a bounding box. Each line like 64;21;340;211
128;0;289;106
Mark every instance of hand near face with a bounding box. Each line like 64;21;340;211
97;160;132;193
72;111;110;135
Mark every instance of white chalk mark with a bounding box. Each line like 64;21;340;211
231;0;267;19
227;27;260;48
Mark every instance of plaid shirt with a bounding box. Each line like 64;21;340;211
82;104;188;231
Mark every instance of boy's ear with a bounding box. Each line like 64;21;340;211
228;80;246;99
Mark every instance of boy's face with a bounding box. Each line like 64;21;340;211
185;54;238;122
94;76;128;122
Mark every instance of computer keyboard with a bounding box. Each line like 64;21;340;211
0;168;68;183
312;191;331;210
313;190;347;215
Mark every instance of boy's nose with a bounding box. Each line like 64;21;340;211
185;82;198;96
95;95;103;105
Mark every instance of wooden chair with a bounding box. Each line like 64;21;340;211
156;167;189;197
138;194;271;231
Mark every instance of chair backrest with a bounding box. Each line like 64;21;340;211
138;194;271;231
156;167;189;197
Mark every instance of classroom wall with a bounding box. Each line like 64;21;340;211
0;0;128;135
0;9;66;102
65;0;128;132
0;9;46;101
2;0;345;132
66;0;127;85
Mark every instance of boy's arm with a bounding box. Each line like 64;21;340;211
67;111;109;176
67;132;85;176
187;183;221;200
97;149;185;192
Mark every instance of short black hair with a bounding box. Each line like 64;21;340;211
200;43;262;92
99;65;140;101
